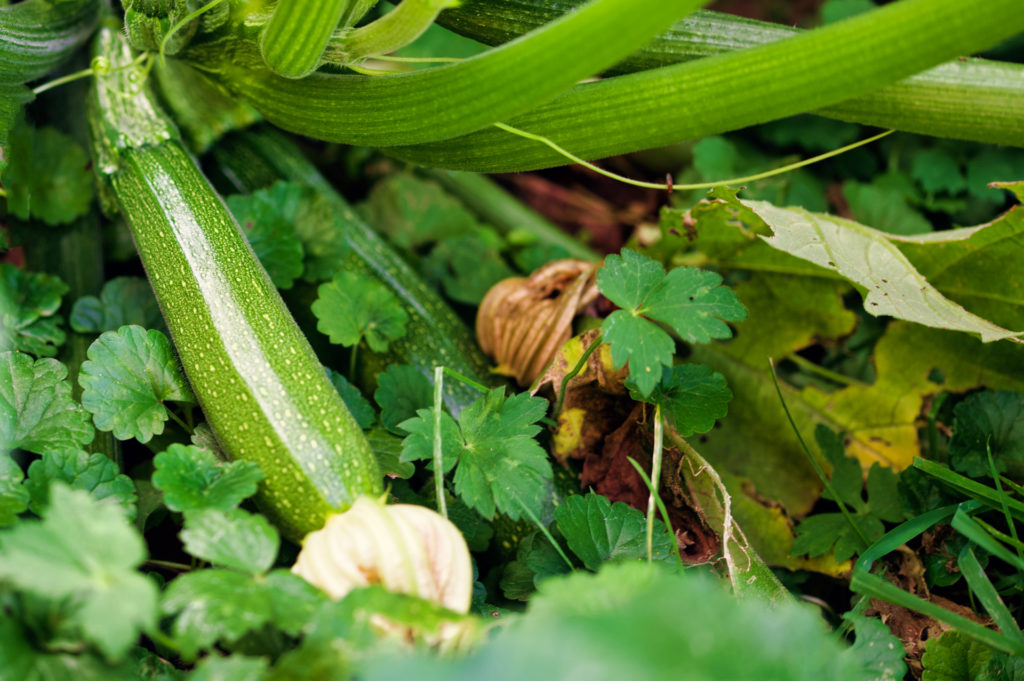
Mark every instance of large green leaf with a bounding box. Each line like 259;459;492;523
746;200;1023;343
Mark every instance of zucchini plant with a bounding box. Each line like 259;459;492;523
2;0;1024;679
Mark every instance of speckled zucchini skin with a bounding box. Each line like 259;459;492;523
89;25;381;541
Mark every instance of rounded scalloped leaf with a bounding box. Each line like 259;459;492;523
0;351;94;456
79;326;194;443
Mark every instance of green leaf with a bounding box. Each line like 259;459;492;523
966;149;1024;201
398;408;462;474
598;249;745;398
921;630;1008;681
79;326;195;443
226;192;305;289
366;427;416;479
151;443;264;513
327;369;376;429
555;493;675;571
2;119;94;226
843;175;932;236
596;248;665;311
628;364;732;436
0;455;29;525
421;231;516;305
601;310;674;398
793;427;900;562
190;655;268;681
0;351;94;456
24;449;137;519
359;172;484;251
0;615;145;681
841;613;907;681
162;568;323;660
362;562;862;681
0;484;157;661
226;181;348;283
817;426;864;509
446;496;494;553
400;388;553;520
313;271;408;353
373;363;433;434
69;277;164;334
747;200;1022;341
0;263;68;357
180;508;279;575
895;197;1024;333
949;390;1024;478
500;530;571;601
911;147;967;196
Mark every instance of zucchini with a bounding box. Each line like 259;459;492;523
208;126;493;416
88;25;381;542
259;0;351;79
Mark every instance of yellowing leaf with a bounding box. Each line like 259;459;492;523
745;200;1023;343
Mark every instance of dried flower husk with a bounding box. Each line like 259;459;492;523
476;259;600;387
292;496;473;614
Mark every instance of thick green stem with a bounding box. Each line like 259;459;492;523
325;0;458;65
437;0;1024;151
200;0;702;147
387;0;1024;170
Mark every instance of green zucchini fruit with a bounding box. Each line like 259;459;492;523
259;0;351;79
208;126;493;416
435;0;1024;150
0;0;100;82
88;25;381;542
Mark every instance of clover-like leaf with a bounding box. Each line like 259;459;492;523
597;250;746;398
180;508;279;575
400;389;552;520
602;311;675;398
313;271;409;353
628;363;732;436
0;351;94;456
70;277;164;334
0;484;157;660
80;326;195;443
0;263;68;357
24;449;137;519
555;493;676;571
152;444;264;513
374;363;434;434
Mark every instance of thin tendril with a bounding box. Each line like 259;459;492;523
494;122;894;191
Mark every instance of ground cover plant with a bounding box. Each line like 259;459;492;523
1;0;1024;678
